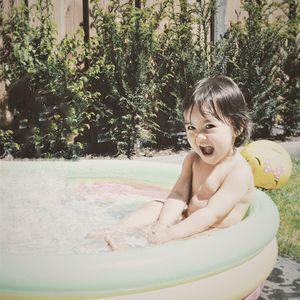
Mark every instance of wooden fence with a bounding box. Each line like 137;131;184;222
0;0;285;88
1;0;91;98
1;0;243;41
0;0;241;100
2;0;90;41
1;1;168;41
0;0;287;131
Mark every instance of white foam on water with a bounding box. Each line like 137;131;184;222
0;169;167;254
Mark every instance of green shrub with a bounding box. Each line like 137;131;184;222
0;129;20;156
152;0;217;148
279;0;300;136
0;1;92;158
0;0;299;158
217;0;286;138
45;32;96;159
88;0;162;157
0;0;56;86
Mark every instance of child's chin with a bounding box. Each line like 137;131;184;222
198;153;216;163
203;158;217;165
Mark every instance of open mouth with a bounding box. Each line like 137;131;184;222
200;146;214;156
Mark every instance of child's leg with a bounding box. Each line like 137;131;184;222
116;199;164;230
86;200;164;239
105;200;164;251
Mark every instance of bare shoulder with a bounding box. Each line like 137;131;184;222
178;151;199;181
229;152;254;189
168;151;196;201
184;151;198;163
182;151;199;169
233;152;253;176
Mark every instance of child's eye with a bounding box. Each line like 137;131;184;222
186;125;196;131
205;124;215;129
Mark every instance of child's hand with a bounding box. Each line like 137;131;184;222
145;223;172;244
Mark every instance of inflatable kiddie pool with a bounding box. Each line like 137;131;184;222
0;160;279;300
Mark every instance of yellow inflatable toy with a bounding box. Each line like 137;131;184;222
241;140;292;189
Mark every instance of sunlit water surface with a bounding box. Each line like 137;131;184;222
0;169;168;254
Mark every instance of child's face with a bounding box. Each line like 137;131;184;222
184;105;236;165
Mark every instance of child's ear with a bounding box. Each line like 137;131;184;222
235;127;243;137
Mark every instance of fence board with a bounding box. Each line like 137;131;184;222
1;0;243;41
2;0;23;22
2;0;84;40
51;0;83;40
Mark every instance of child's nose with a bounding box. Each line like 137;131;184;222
196;133;207;144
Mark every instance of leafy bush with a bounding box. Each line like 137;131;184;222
0;129;20;157
216;0;286;138
87;0;164;157
0;0;55;86
152;0;217;148
45;32;96;158
279;0;300;136
0;0;299;159
0;1;92;158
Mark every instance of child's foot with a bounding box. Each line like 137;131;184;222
105;231;129;251
85;228;112;240
86;227;128;250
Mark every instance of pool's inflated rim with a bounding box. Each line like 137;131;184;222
0;160;280;298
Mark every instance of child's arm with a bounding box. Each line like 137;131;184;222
162;167;251;241
156;152;194;226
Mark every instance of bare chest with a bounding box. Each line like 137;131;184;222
191;159;231;196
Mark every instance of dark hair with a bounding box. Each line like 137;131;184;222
183;75;252;147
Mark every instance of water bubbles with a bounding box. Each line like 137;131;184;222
1;170;164;254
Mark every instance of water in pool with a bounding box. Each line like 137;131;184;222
0;169;168;254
